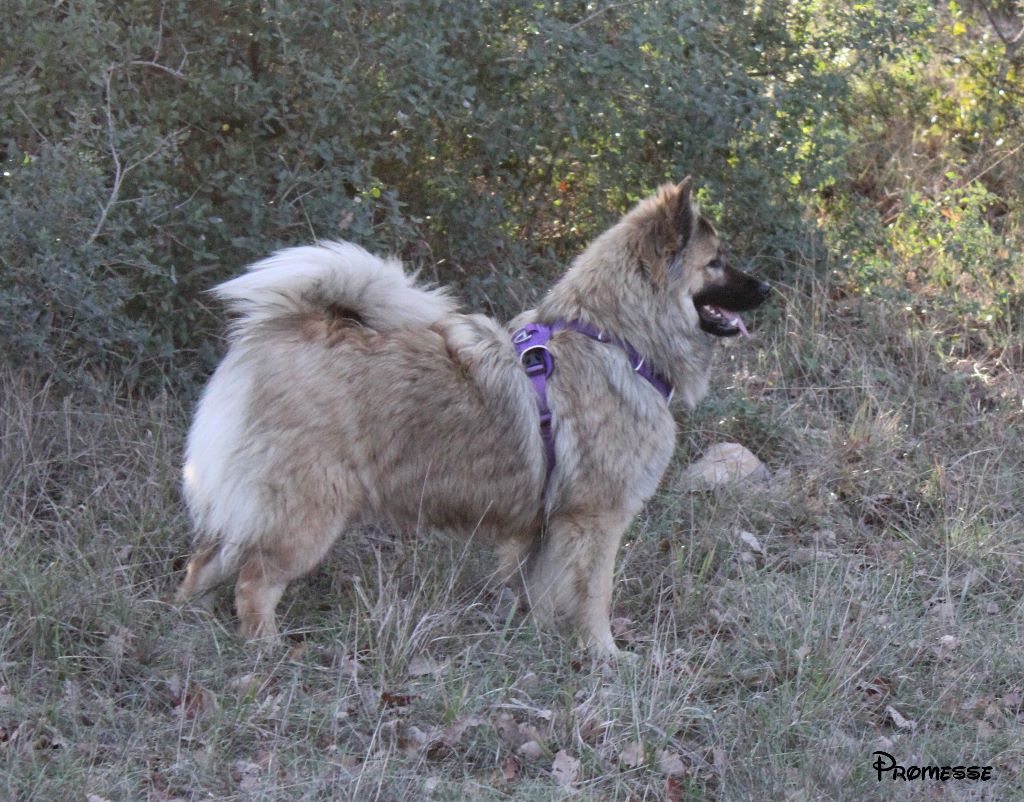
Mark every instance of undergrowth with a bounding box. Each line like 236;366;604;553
2;271;1022;800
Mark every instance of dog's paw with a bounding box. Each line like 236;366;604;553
613;648;641;664
238;618;282;648
589;645;641;677
588;634;641;663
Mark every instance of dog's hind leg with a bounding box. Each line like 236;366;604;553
494;532;537;595
234;508;350;642
177;542;235;608
527;510;632;656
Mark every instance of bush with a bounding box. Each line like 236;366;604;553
0;0;946;391
819;2;1024;348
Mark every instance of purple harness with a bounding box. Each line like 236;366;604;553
511;320;674;481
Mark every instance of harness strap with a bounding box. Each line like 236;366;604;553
512;323;557;476
511;320;674;484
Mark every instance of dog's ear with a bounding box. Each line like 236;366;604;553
636;178;700;286
672;176;696;247
664;177;698;282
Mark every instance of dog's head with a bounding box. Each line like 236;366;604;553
631;178;771;337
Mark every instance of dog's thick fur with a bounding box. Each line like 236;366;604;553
177;179;768;655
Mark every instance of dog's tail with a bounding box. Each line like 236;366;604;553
177;242;454;604
212;240;456;335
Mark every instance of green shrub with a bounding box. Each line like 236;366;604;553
0;0;937;390
819;3;1024;347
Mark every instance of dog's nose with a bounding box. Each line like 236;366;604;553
757;281;771;299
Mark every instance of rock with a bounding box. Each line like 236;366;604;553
680;443;769;490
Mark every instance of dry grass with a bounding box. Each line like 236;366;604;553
2;272;1023;801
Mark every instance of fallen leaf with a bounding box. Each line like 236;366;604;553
736;529;763;554
619;740;644;768
884;705;916;731
230;759;262;792
858;676;891;702
665;775;685;802
518;740;544;761
336;652;360;677
501;755;519;781
104;627;136;661
440;715;486;747
229;673;261;694
574;704;607;744
380;691;415;708
492;713;522;747
828;761;852;784
174;681;216;720
359;684;380;711
551;750;580;788
167;673;182;701
399;725;433;756
926;599;955;623
408;656;446;678
658;750;686;777
959;698;985;720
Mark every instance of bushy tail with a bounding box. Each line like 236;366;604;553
213;240;456;335
177;242;454;603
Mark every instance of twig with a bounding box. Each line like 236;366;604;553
13;99;50;145
564;0;644;33
128;60;186;80
87;67;124;247
957;140;1024;191
981;2;1024;50
87;65;186;246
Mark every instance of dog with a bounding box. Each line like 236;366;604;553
176;178;769;655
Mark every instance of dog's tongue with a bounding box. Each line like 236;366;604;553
717;307;749;336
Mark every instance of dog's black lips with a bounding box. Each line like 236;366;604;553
692;269;770;337
696;304;747;337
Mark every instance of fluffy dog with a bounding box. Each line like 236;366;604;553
177;178;769;654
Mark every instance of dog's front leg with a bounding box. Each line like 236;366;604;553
527;510;633;656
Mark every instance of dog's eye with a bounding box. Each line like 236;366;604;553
706;258;723;271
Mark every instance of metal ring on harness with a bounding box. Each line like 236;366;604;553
520;344;553;377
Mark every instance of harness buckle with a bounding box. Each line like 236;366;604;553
520;344;553;378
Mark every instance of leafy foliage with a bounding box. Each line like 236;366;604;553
0;0;947;390
819;1;1024;346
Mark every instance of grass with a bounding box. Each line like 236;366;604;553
2;271;1023;801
